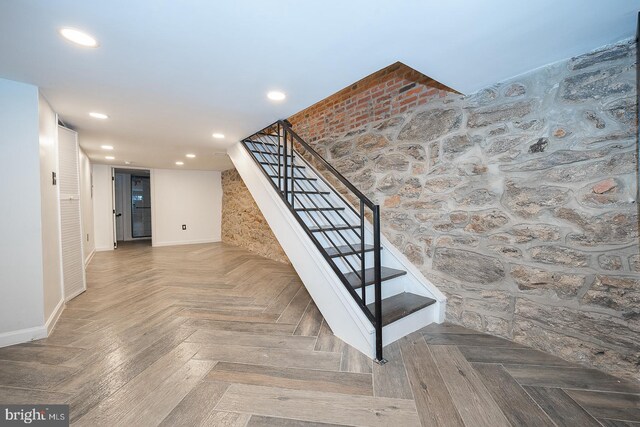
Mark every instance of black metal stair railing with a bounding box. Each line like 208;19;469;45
241;120;386;362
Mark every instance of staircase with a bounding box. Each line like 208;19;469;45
227;120;446;362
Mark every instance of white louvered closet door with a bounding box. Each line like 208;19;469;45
58;126;86;301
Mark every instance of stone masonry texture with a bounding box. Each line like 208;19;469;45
221;169;290;264
284;41;639;380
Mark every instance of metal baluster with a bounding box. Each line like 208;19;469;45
290;132;295;209
360;200;366;304
277;123;282;193
283;127;288;202
373;205;385;363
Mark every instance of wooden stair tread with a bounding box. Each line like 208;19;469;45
252;150;293;157
260;161;305;169
294;190;330;195
268;175;317;181
246;138;277;145
295;207;345;212
309;224;359;232
368;292;436;326
343;267;406;289
324;244;375;258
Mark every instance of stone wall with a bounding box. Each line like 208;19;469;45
221;169;290;264
289;40;639;380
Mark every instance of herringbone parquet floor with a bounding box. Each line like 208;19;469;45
0;242;638;426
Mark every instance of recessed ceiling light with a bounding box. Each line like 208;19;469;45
267;91;286;101
186;154;196;158
101;145;113;150
175;161;184;166
212;133;225;139
105;156;115;160
89;112;109;119
59;28;98;48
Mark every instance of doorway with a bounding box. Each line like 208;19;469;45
113;168;152;247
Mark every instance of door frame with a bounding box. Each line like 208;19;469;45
111;166;154;247
111;167;117;249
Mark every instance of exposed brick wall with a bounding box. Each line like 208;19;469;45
289;62;455;142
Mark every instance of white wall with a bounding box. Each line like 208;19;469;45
38;95;64;328
152;169;222;246
93;164;115;251
79;148;95;263
0;79;45;341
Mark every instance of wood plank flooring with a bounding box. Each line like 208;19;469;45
0;241;637;426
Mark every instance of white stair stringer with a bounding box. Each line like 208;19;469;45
227;141;447;358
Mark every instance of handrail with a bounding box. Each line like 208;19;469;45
241;119;386;363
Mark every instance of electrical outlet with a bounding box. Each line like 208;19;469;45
182;224;187;230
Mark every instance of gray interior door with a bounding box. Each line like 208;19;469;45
131;175;151;238
115;174;125;241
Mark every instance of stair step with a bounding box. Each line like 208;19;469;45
325;244;375;258
295;190;330;195
309;224;359;232
252;149;292;157
260;161;305;169
268;175;317;181
368;292;436;326
343;267;407;289
295;207;345;212
245;139;277;147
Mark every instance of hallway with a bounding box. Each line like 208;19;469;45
0;243;637;426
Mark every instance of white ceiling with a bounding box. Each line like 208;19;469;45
0;1;638;171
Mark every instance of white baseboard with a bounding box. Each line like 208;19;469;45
45;298;65;335
64;287;86;302
84;249;95;267
95;246;114;252
0;299;64;348
0;325;47;348
152;238;220;248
